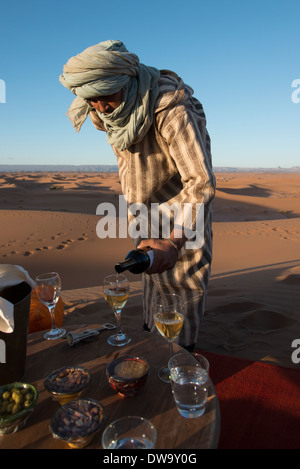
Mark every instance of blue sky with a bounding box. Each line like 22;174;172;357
0;0;299;168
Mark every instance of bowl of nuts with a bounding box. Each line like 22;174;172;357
0;382;38;435
50;398;105;448
44;366;91;405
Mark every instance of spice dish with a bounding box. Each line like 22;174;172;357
106;356;149;397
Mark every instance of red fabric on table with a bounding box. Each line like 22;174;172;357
195;350;300;449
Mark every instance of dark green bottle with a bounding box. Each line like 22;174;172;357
115;248;154;274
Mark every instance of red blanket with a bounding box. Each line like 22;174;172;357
195;350;300;449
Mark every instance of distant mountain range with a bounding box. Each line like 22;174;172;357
0;165;299;173
213;166;300;173
0;165;119;173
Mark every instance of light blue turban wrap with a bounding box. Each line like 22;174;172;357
59;40;160;151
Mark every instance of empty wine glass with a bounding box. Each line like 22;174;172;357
102;416;157;449
103;273;131;346
35;272;66;340
153;293;184;383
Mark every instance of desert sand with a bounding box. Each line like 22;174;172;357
0;170;299;369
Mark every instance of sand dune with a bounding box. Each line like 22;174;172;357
0;171;299;368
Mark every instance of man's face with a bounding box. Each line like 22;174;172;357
89;90;123;114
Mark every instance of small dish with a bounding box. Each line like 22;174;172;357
106;356;149;397
0;382;38;435
50;398;105;448
44;365;91;405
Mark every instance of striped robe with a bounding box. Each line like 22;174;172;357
90;70;215;347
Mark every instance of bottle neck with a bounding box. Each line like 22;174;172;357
115;258;137;274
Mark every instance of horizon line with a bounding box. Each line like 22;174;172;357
0;164;299;173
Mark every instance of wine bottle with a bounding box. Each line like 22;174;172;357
115;248;154;274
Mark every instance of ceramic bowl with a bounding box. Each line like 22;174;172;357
0;382;38;435
44;365;91;405
106;356;149;397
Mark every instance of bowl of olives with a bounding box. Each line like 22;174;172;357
0;382;38;434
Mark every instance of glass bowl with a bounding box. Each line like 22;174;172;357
0;382;38;435
106;356;149;397
50;398;105;448
44;365;91;405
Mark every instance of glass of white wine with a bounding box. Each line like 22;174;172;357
153;293;184;383
35;272;66;340
103;273;131;347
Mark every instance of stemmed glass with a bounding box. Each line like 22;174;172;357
35;272;66;340
103;273;131;347
153;293;184;383
102;416;157;449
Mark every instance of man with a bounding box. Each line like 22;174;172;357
59;40;215;351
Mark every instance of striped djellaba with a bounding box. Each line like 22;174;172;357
90;70;216;347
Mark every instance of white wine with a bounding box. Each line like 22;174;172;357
103;273;131;347
104;288;129;311
154;312;184;342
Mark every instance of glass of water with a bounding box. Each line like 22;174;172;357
102;416;157;449
168;351;209;418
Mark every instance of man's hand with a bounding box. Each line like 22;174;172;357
138;238;178;274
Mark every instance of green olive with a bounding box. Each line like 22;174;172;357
12;391;22;402
12;403;21;415
2;391;11;400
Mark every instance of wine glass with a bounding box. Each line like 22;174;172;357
35;272;66;340
103;273;131;346
153;293;184;383
102;416;157;449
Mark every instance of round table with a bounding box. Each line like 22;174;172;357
0;323;220;449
